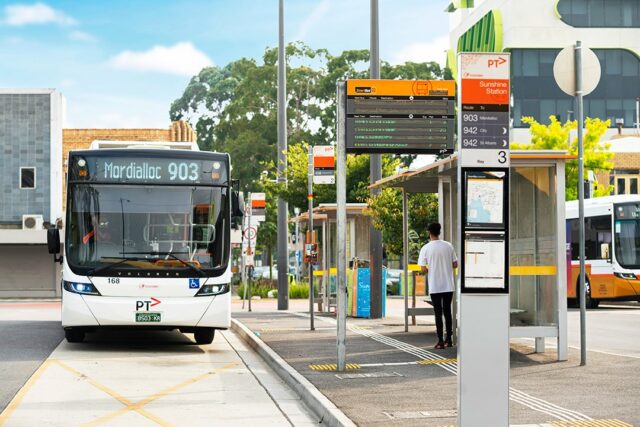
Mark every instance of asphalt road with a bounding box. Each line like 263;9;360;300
0;302;63;414
567;302;640;358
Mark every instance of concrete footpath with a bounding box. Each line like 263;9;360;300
231;298;638;427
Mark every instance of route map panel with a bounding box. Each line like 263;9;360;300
346;79;456;154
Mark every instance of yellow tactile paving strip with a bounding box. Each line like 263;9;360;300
550;420;634;427
309;363;361;371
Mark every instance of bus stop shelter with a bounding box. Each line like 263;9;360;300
371;150;572;361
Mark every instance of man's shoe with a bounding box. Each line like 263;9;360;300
444;340;453;348
434;340;445;350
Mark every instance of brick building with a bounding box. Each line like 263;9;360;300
596;135;640;196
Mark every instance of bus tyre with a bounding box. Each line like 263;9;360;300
584;279;599;309
194;328;215;345
65;329;85;343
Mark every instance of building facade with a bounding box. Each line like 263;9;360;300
448;0;640;143
0;89;64;297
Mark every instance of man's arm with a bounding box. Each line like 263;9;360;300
421;265;428;273
452;260;458;269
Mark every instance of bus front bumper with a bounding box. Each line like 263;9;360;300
62;290;231;329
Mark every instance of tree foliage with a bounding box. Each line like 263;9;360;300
171;42;449;254
170;42;448;193
367;189;438;257
513;116;613;200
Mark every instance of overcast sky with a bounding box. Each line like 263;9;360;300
0;0;451;128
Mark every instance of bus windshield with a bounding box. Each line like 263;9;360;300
614;219;640;269
66;184;228;276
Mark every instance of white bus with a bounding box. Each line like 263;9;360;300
48;141;243;343
566;195;640;308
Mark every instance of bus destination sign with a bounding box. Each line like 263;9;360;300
69;155;228;185
345;79;456;154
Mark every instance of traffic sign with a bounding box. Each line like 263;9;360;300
250;193;266;220
243;226;257;241
313;145;335;184
553;45;601;97
345;79;456;154
459;53;511;168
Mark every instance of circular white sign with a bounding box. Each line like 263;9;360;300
243;227;257;240
553;45;601;97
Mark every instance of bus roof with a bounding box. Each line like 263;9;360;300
566;195;640;219
89;140;199;151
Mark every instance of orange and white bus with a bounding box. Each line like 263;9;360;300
566;195;640;308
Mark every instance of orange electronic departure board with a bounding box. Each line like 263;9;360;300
345;79;456;154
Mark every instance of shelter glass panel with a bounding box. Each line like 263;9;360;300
509;166;558;327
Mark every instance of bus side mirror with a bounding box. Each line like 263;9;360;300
232;190;245;219
47;228;60;254
47;228;63;264
600;243;610;260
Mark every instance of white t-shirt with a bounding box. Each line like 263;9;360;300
418;239;457;294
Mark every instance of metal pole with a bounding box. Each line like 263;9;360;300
241;200;248;309
369;0;383;319
336;81;347;371
403;189;409;332
308;146;315;331
575;41;587;366
322;219;328;312
295;211;300;284
277;0;289;310
248;192;253;312
636;97;639;134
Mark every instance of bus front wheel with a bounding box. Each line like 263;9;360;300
65;329;85;343
194;328;215;345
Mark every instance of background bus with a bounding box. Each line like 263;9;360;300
566;195;640;308
48;141;243;343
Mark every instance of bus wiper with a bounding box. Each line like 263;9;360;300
121;251;206;277
87;256;153;276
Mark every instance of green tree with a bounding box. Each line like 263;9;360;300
513;116;613;200
170;42;448;192
367;189;438;258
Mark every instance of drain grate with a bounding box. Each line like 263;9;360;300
336;372;403;380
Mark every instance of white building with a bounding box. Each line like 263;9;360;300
447;0;640;143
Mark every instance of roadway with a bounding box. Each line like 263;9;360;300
0;301;317;427
567;302;640;359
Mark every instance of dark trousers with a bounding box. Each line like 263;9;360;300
431;291;453;341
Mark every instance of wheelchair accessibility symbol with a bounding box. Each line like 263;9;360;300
189;278;200;289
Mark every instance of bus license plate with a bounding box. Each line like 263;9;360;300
135;312;161;323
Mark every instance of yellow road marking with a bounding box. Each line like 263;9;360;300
417;358;457;365
82;362;237;427
550;420;633;427
0;360;53;426
52;359;172;427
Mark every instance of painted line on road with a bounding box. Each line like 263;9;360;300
309;363;361;371
299;313;593;422
309;358;458;371
0;360;53;427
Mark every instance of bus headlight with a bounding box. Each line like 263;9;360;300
614;272;637;280
63;281;101;296
195;283;229;296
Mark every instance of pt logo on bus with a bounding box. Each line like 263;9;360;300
136;297;161;311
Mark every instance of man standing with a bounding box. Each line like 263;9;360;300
418;223;457;349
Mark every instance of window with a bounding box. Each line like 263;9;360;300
558;0;640;27
20;167;36;189
512;49;640;128
571;215;611;260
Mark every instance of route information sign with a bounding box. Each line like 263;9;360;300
345;79;455;154
250;193;266;221
313;145;335;185
459;53;510;167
